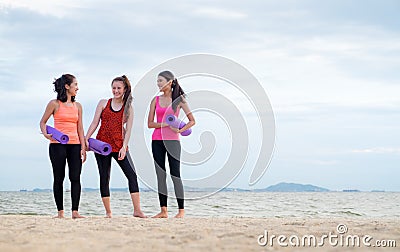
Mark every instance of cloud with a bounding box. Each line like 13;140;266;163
351;147;400;154
191;7;246;20
0;0;89;17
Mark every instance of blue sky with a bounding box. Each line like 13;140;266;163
0;0;399;191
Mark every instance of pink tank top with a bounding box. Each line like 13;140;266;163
51;100;80;144
152;96;180;141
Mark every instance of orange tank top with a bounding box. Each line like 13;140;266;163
51;100;80;144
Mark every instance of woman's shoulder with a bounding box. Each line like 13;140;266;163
74;101;83;109
93;99;109;112
99;98;109;104
151;96;158;104
95;98;108;107
48;99;59;107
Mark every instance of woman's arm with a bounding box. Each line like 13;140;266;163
85;99;107;140
119;105;134;160
39;100;57;141
177;101;195;133
76;102;87;163
122;105;134;149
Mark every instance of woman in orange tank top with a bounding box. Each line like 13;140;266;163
39;74;86;219
85;75;146;218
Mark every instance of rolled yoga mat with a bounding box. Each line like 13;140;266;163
46;125;69;144
88;138;112;155
165;114;192;136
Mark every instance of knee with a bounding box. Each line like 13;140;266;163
155;169;167;178
99;178;109;189
53;176;65;184
170;171;181;179
69;175;80;183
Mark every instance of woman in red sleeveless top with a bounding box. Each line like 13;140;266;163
85;75;146;218
148;70;195;218
39;74;86;219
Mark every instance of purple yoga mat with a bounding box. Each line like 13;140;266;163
88;138;112;155
165;114;192;136
46;125;69;144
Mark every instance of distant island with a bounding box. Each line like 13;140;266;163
186;182;330;192
254;182;330;192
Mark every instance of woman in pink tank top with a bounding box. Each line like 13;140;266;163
39;74;86;219
147;70;195;218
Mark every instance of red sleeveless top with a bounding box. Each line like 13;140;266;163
96;99;124;153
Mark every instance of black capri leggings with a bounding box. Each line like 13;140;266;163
49;143;82;211
95;151;139;197
152;140;184;209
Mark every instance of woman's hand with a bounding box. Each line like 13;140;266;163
43;133;54;141
169;126;180;133
85;138;90;151
81;149;87;163
118;146;127;160
160;122;169;128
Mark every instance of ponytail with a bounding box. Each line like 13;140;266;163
171;78;185;112
112;75;133;121
158;71;186;112
53;74;76;102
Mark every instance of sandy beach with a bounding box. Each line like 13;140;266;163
0;216;398;251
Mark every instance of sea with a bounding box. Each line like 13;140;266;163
0;191;399;218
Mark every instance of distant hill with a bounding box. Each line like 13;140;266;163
256;182;330;192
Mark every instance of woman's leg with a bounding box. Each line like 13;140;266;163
114;152;146;217
151;140;168;218
95;153;113;217
66;144;84;218
49;143;66;217
166;140;184;218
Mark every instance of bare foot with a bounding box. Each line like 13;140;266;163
53;210;64;218
174;209;185;218
72;211;85;219
105;212;112;218
152;212;168;218
133;211;147;218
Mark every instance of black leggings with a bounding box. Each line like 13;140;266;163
49;143;82;211
95;151;139;197
152;140;184;209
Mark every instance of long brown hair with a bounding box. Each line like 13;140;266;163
111;75;132;121
158;70;185;112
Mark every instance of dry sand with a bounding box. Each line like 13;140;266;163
0;216;399;251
